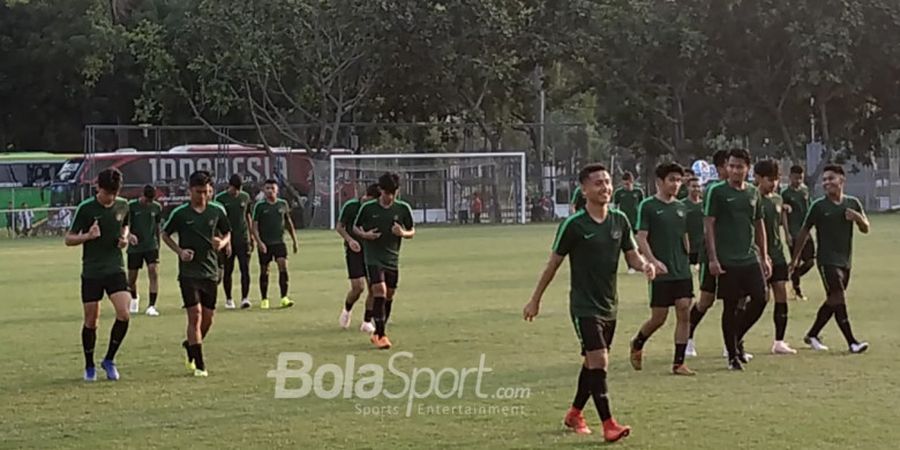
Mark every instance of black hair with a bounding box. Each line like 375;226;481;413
712;150;729;168
365;183;381;198
728;148;751;166
685;168;696;176
229;174;243;189
655;162;685;180
823;164;845;176
264;178;278;186
378;172;400;193
790;165;804;175
622;171;634;181
143;184;156;199
188;170;212;188
97;168;123;192
578;163;609;184
753;159;780;179
687;176;700;184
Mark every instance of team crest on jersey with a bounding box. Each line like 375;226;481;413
611;229;622;240
676;209;685;218
393;215;399;221
116;213;125;222
208;219;216;227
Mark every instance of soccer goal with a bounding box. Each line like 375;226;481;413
329;152;527;229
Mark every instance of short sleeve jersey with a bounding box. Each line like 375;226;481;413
163;202;231;281
684;198;705;257
570;186;586;212
353;199;415;270
761;193;787;265
69;197;130;278
704;182;763;266
127;199;162;254
636;197;691;281
781;184;810;238
553;209;636;320
338;198;363;251
801;196;864;269
253;199;290;246
215;190;252;244
612;187;644;226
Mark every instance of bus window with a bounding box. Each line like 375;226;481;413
56;160;84;182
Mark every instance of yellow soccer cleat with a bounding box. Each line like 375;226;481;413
260;299;270;310
280;297;294;308
194;369;208;378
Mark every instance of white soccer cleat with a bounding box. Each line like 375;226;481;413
359;321;375;334
723;346;753;361
145;305;160;317
685;339;698;357
804;336;829;351
240;299;251;309
339;309;352;329
627;268;636;275
771;341;797;355
129;297;140;314
224;299;236;310
849;341;869;354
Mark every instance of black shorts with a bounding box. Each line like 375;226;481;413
790;239;816;262
179;278;218;310
699;263;718;294
768;263;789;284
650;279;694;308
259;243;288;265
367;265;399;289
127;250;160;270
571;316;616;354
346;250;367;279
81;272;129;303
689;253;699;265
818;265;851;295
718;263;766;301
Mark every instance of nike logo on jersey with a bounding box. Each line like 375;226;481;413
656;210;665;215
726;198;737;203
186;220;195;225
583;233;596;239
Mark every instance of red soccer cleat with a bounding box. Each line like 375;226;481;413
563;407;592;435
602;418;631;443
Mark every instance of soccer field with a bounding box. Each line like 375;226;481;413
1;217;899;449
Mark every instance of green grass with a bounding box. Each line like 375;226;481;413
2;217;900;449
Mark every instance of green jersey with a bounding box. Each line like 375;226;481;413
338;198;363;251
696;181;724;263
127;199;162;254
636;197;691;281
761;193;787;265
553;209;636;320
353;199;415;270
163;202;231;281
684;198;705;257
801;195;864;268
253;199;290;246
676;184;689;200
612;187;644;226
69;196;130;278
704;182;763;266
781;184;810;238
570;186;586;211
215;190;252;244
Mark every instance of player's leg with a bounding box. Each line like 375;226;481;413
734;265;768;361
770;278;796;354
718;269;743;370
804;265;837;351
258;251;271;309
580;318;630;442
368;266;391;349
276;254;293;307
383;269;399;326
360;290;375;333
101;274;132;381
238;248;251;308
824;267;867;353
629;283;669;371
145;256;160;315
222;250;237;309
687;263;716;356
340;277;365;329
672;297;694;375
126;253;141;313
792;240;816;300
80;278;103;381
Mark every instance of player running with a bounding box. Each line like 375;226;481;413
685;149;729;357
252;179;299;310
782;165;814;300
753;160;797;354
337;183;380;333
65;168;132;381
353;173;415;349
705;149;771;370
790;164;870;354
684;176;704;268
162;171;231;377
523;163;653;443
629;163;695;376
215;174;254;310
126;185;162;316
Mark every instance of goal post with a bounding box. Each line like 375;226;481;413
329;152;527;229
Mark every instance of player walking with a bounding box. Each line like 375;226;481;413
337;183;380;333
252;180;298;310
126;185;162;316
215;174;254;310
782;165;815;300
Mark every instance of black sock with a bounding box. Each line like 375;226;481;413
182;340;193;362
832;304;858;346
807;302;834;338
82;326;96;369
674;343;687;366
279;271;289;298
721;299;739;359
223;272;233;301
572;365;591;410
798;259;815;278
104;319;129;362
241;274;251;299
259;272;269;299
790;272;801;293
149;292;158;307
189;343;205;371
736;295;767;343
632;331;648;351
364;309;373;322
384;300;393;325
586;368;612;421
689;304;707;339
774;302;788;341
129;289;137;300
373;297;386;337
345;301;354;312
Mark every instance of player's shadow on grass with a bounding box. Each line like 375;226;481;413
536;428;622;447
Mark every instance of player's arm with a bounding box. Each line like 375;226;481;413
65;206;99;246
161;211;192;261
213;208;232;251
393;204;416;239
336;203;357;244
781;204;793;247
353;204;380;240
790;202;816;270
846;199;870;234
251;202;265;250
703;185;724;275
523;252;565;321
283;206;298;253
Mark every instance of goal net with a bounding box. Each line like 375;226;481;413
328;152;526;229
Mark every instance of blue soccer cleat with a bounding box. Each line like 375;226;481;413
84;367;97;382
101;360;120;381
